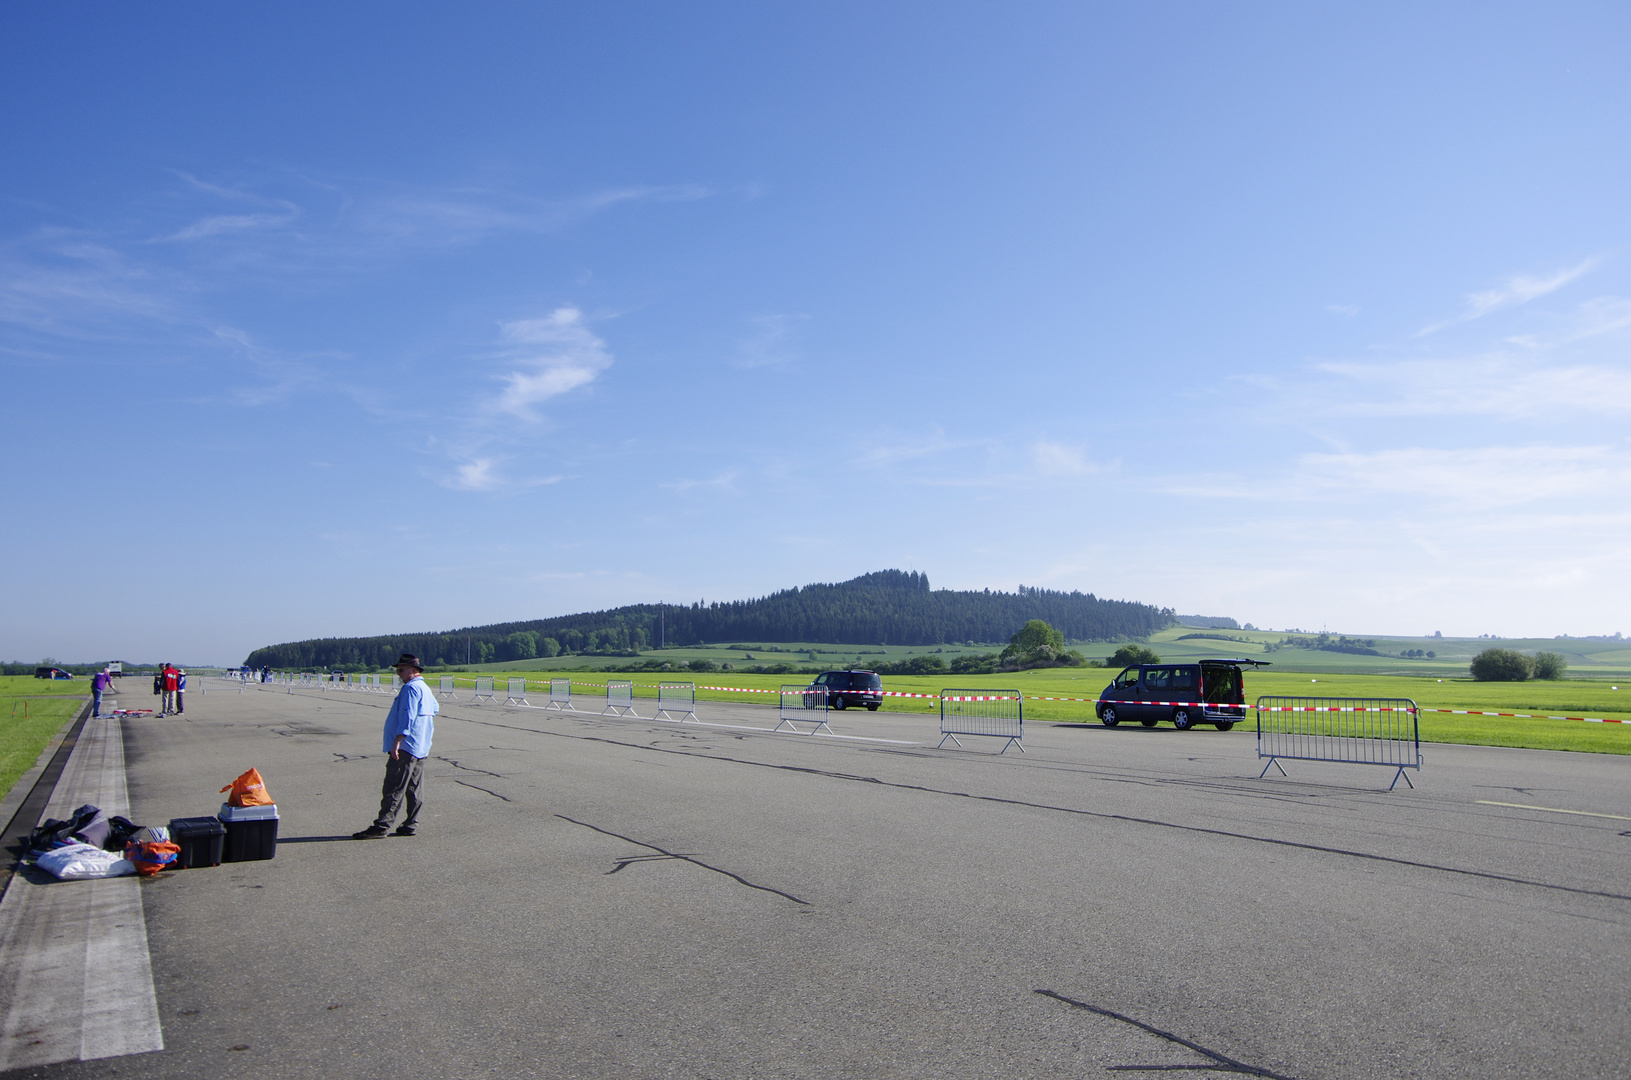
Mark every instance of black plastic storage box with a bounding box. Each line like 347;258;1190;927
168;816;226;868
218;803;279;862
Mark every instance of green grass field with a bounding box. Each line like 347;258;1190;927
0;675;93;804
420;664;1630;756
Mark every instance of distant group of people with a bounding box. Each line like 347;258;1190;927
152;663;186;715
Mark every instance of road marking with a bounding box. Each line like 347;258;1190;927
1476;800;1631;821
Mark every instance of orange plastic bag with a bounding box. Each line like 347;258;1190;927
126;840;180;877
219;768;274;807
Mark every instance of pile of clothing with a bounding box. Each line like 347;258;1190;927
28;805;179;879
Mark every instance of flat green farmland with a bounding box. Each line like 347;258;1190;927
0;675;90;802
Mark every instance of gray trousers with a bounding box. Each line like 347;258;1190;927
374;753;425;829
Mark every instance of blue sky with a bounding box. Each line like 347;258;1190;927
4;3;1629;664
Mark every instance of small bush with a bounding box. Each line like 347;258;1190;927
1532;651;1568;680
1470;648;1533;682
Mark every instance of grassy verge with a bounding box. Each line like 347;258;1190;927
0;675;91;803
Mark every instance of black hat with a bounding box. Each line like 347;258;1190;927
392;654;424;671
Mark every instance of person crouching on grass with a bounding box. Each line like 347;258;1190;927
353;654;439;839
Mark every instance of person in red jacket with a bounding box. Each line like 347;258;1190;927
161;664;179;715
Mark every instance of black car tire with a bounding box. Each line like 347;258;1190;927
831;697;847;710
1100;705;1119;727
1140;718;1158;728
865;703;879;711
1214;721;1235;731
1172;708;1194;730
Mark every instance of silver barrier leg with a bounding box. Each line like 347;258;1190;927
998;735;1025;755
936;732;964;749
1389;765;1414;791
1259;757;1287;778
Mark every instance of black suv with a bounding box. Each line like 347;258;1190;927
1095;658;1267;730
807;670;883;710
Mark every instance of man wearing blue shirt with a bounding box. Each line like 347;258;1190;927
353;653;439;839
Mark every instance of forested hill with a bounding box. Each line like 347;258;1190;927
242;570;1175;669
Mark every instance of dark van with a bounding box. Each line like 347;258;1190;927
807;670;883;710
1096;658;1268;730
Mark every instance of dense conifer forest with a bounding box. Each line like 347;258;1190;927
242;570;1174;670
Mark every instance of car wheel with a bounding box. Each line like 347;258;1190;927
1100;706;1119;727
1172;708;1194;730
1140;718;1158;728
1214;721;1235;731
831;697;847;710
866;703;879;711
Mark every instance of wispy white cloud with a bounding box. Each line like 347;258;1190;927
731;313;805;369
663;470;740;494
158;208;300;243
495;307;613;419
1293;444;1628;510
1326;303;1359;318
363;183;712;246
1418;258;1598;335
1506;295;1631;350
1029;440;1105;476
1308;356;1631;420
454;458;500;490
854;429;980;468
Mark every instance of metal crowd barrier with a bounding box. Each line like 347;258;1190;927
603;679;639;717
471;676;496;704
439;675;457;699
938;689;1025;753
776;684;832;735
547;678;574;711
504;677;531;705
1256;696;1421;790
655;681;697;723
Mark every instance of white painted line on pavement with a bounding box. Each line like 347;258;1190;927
1476;800;1631;822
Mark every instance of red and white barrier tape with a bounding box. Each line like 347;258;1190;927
1417;707;1625;724
445;680;1628;725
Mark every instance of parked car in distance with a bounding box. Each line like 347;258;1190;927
1095;659;1269;730
34;667;73;680
806;669;883;710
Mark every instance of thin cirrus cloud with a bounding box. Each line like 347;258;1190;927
1417;258;1599;335
1294;444;1628;510
731;313;805;369
495;306;612;420
1309;357;1631;420
1029;440;1104;476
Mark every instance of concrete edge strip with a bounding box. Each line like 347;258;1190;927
0;715;164;1069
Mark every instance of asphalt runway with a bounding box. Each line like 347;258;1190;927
6;680;1629;1079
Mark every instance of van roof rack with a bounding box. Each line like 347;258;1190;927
1198;658;1271;666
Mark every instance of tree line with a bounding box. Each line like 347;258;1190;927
242;569;1176;670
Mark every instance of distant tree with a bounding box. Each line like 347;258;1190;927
540;637;561;658
476;641;496;665
1006;619;1065;655
1470;648;1532;682
505;631;538;660
1532;651;1567;680
1109;644;1161;668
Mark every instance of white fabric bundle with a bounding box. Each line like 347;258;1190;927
36;842;136;880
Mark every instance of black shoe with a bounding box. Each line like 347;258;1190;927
393;825;416;837
352;825;389;840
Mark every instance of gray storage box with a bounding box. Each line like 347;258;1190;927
218;802;279;862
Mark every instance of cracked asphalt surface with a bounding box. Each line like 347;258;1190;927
9;681;1628;1079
